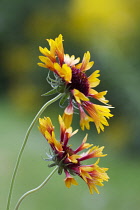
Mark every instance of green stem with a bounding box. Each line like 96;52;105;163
14;166;58;210
6;93;63;210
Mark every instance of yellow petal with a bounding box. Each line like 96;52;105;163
80;51;94;71
37;63;47;68
62;104;73;128
54;63;72;82
73;89;89;104
65;177;78;188
88;70;100;87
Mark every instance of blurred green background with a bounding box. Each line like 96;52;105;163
1;0;140;209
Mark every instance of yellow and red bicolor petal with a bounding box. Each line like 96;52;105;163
59;115;66;141
59;115;75;146
72;89;89;104
89;89;109;105
46;34;64;64
81;134;93;150
88;70;100;88
52;137;63;152
79;146;106;162
63;127;72;147
80;171;93;183
79;105;94;130
53;139;63;152
64;171;78;188
79;165;95;182
38;35;64;69
54;34;64;64
67;154;81;163
81;163;109;194
89;165;109;183
39;117;63;152
94;167;109;182
39;117;54;136
44;129;63;152
93;104;113;133
83;101;113;133
74;134;93;153
86;146;107;159
54;63;72;83
76;51;94;72
44;129;54;143
62;102;74;128
64;54;80;66
86;179;100;194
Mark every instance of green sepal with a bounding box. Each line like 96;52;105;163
59;93;69;107
58;167;63;175
48;163;57;167
57;84;67;93
41;88;58;96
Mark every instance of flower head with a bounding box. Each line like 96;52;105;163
38;34;113;133
39;115;109;194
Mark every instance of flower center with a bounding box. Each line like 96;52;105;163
68;68;89;96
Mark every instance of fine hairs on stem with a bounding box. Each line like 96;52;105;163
6;93;63;210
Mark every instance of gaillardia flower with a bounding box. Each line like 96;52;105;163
39;115;109;194
38;34;113;133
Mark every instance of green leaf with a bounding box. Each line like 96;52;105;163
41;88;58;96
48;163;57;168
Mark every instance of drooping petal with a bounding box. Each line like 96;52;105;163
79;105;94;130
79;163;109;194
64;171;78;188
87;181;100;194
79;168;93;182
72;89;89;104
62;102;74;128
83;101;113;133
89;89;109;104
39;115;109;194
